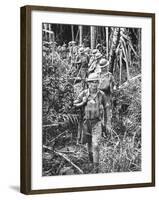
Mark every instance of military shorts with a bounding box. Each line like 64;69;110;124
82;119;102;145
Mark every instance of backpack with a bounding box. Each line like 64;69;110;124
99;72;113;91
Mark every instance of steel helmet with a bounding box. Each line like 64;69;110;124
86;73;100;82
92;49;98;54
99;58;109;67
84;47;90;53
79;47;85;53
95;52;102;59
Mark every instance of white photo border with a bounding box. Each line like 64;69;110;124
31;9;153;190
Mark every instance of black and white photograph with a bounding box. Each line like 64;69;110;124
20;6;155;194
42;23;142;176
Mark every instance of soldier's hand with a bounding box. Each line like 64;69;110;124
83;96;88;103
106;126;112;134
102;124;107;138
113;85;117;90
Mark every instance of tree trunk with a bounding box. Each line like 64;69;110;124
120;28;130;81
52;31;55;63
75;29;79;42
71;25;74;41
108;28;120;73
79;25;83;45
105;27;109;59
138;28;141;68
44;23;47;41
122;45;130;81
119;51;122;85
90;26;96;49
49;24;52;41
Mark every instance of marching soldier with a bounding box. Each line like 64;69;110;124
75;47;89;82
68;41;78;65
60;43;67;59
74;73;107;173
88;49;98;68
98;58;116;96
88;52;103;74
98;58;116;128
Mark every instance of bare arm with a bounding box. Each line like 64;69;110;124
88;61;96;73
74;91;87;108
102;93;107;127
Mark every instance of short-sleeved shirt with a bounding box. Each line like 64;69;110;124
76;89;107;120
88;56;95;67
76;54;89;68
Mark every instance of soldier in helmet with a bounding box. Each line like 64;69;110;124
57;45;62;55
88;52;103;74
84;47;91;58
98;58;116;95
96;43;103;54
74;73;107;173
68;41;73;64
60;43;67;59
72;41;78;61
75;47;89;86
68;41;78;65
98;58;116;128
88;49;98;68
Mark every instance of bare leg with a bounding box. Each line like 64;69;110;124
88;142;93;163
92;121;102;173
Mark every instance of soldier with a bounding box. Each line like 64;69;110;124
88;52;103;74
88;49;98;68
96;43;103;54
60;43;67;59
83;38;90;48
75;47;89;82
72;41;78;60
98;58;116;96
69;41;78;65
98;58;116;128
68;41;73;64
56;45;62;55
74;73;107;173
84;47;91;58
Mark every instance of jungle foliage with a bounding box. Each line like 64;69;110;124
42;26;141;176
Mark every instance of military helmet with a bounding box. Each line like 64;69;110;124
92;49;98;54
96;43;102;49
71;41;76;44
84;47;90;53
95;52;102;59
79;47;85;53
62;43;67;47
99;58;109;67
86;73;100;82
